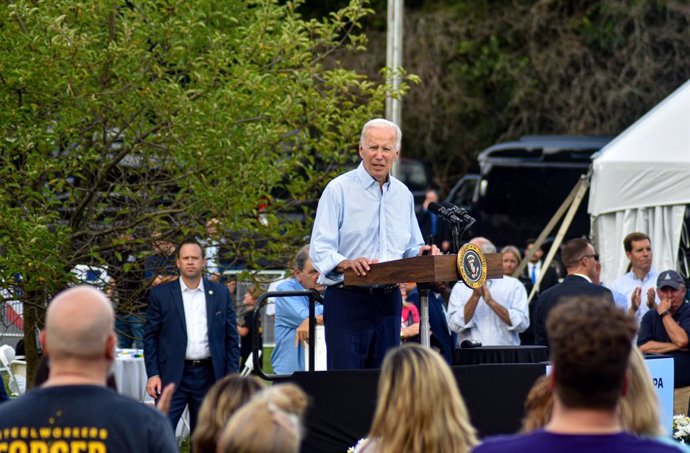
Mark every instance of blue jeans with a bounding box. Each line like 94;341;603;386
115;313;145;349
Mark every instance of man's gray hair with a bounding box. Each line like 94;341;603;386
360;118;402;151
294;245;310;271
470;237;497;254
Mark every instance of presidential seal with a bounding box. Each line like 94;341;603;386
457;243;487;289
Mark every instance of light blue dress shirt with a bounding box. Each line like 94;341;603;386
271;278;324;374
309;162;424;286
609;269;660;323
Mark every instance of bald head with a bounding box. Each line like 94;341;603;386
45;286;115;361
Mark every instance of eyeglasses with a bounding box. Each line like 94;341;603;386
582;253;600;262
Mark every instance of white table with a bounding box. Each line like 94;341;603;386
113;349;190;439
113;349;147;401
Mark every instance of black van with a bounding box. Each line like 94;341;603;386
445;135;613;247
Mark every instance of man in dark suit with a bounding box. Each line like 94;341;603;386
144;238;240;434
407;281;457;365
521;238;560;293
532;238;614;346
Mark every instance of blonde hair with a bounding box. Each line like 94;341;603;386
192;374;265;453
501;246;521;263
520;348;662;436
367;344;477;453
520;375;554;432
218;383;308;453
619;347;662;436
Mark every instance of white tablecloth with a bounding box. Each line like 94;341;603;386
113;349;189;439
113;349;147;401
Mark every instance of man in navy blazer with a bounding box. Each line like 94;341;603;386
144;237;239;434
533;238;614;346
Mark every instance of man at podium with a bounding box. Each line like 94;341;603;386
309;118;436;370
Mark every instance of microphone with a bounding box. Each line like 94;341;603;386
428;202;465;225
441;201;476;229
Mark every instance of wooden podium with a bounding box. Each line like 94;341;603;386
343;253;503;286
344;252;504;348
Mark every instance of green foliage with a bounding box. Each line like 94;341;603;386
0;0;410;317
393;0;690;189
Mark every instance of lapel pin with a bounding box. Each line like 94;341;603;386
208;290;214;295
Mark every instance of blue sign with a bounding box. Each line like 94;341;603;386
644;356;674;436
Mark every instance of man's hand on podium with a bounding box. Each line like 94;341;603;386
418;244;440;256
336;257;380;276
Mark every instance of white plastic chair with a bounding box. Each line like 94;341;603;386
0;345;23;396
9;359;26;395
240;350;261;377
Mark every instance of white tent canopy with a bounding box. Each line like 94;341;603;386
588;79;690;286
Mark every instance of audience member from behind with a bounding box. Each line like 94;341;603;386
610;232;659;323
637;270;690;388
520;347;690;450
520;375;553;433
532;238;614;346
356;343;477;453
192;373;265;453
218;383;308;453
474;296;679;453
0;286;177;452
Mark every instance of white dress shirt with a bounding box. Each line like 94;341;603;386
447;276;530;346
180;278;210;360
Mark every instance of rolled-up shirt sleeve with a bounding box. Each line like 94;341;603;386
447;283;473;333
505;282;530;333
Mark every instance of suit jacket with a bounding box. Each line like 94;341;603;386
520;262;560;294
416;210;450;248
144;278;240;386
408;288;457;365
532;275;614;346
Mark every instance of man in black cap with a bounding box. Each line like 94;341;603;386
638;269;690;388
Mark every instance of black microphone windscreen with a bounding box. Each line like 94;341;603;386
427;201;444;215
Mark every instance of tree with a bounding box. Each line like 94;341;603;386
0;0;414;381
332;0;690;192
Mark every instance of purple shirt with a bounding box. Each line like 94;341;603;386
473;430;683;453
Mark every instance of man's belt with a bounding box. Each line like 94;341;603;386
184;357;212;366
333;283;399;295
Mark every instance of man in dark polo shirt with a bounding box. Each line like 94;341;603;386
637;269;690;387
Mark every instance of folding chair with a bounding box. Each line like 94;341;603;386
0;345;23;396
240;350;261;377
9;359;27;395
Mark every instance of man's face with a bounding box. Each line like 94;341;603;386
626;239;652;274
358;127;399;184
296;258;320;290
658;285;685;313
176;243;205;280
527;243;543;263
